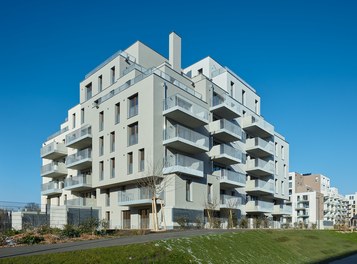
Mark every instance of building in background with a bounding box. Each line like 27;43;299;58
40;33;290;230
288;172;348;229
345;193;357;227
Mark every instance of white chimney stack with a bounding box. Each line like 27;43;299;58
169;32;181;72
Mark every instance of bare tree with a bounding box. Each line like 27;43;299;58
136;159;175;231
225;197;239;229
203;195;219;229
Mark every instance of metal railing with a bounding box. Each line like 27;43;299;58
246;138;274;153
118;188;158;203
246;200;274;211
211;144;242;161
247;158;274;173
65;125;92;146
64;174;91;188
164;154;203;173
41;142;67;157
243;115;274;135
66;148;92;166
163;94;208;122
47;126;69;141
220;195;242;207
215;169;246;185
41;181;63;192
210;119;242;137
164;124;208;148
212;93;242;115
66;197;96;207
246;179;274;193
41;162;67;175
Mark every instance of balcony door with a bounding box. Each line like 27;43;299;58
139;208;150;229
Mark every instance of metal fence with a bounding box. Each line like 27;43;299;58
67;208;99;226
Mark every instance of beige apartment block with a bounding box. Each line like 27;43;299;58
288;172;348;229
345;193;357;225
40;33;290;230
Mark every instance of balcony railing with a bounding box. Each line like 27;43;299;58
47;126;69;141
66;148;92;169
210;144;242;165
66;197;96;207
246;179;274;194
246;138;274;156
118;188;164;206
246;200;274;212
220;195;242;209
246;158;274;176
41;162;67;177
41;181;63;195
272;204;292;215
211;93;242;118
65;125;92;148
209;119;242;142
41;142;67;159
164;124;208;153
64;174;92;190
163;154;204;177
163;94;208;127
214;169;246;187
243;115;274;137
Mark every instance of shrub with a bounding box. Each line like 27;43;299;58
79;218;99;235
213;218;221;229
239;217;248;229
194;216;203;229
18;234;44;245
175;216;189;229
61;224;80;238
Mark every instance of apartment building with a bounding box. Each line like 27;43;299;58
345;193;357;225
40;33;290;230
289;172;348;229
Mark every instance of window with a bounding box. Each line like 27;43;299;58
275;142;278;157
128;152;133;174
230;81;234;96
110;158;115;178
110;132;115;152
207;183;213;203
186;180;192;201
281;181;284;195
115;102;120;124
128;94;138;118
105;211;110;222
139;149;145;171
106;189;110;206
284;164;287;178
110;66;115;84
198;68;203;74
281;146;285;160
275;179;278;193
99;111;104;131
255;99;259;114
99;136;104;156
81;108;85;124
98;75;103;92
85;83;92;100
72;113;76;129
242;90;246;105
128;122;138;146
275;161;278;175
99;161;104;181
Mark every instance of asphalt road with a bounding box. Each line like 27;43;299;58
0;229;238;259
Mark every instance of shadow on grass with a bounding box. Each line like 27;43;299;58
312;250;357;264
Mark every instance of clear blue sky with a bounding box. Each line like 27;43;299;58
0;0;356;203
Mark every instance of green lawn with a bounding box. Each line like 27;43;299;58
1;230;357;263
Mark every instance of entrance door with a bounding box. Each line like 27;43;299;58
122;210;131;229
139;209;150;229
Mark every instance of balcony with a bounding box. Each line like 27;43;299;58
211;94;242;119
246;158;274;176
66;148;92;170
245;179;274;196
64;174;92;191
41;142;67;160
65;125;92;149
213;169;246;188
118;188;164;207
210;144;242;165
246;138;274;157
220;195;242;209
41;181;63;196
163;94;208;128
209;119;242;143
243;116;274;138
245;200;273;213
297;212;309;218
41;162;67;178
163;154;204;178
272;204;292;215
163;124;209;154
66;197;96;207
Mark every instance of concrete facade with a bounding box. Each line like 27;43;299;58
40;33;290;230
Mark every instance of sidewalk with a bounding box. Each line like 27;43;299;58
0;229;238;259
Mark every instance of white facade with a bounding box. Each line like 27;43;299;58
40;33;289;229
345;193;357;220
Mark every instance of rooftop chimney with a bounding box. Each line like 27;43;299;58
169;32;181;72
